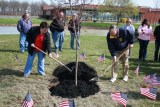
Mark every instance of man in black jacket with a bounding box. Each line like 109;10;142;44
68;14;81;49
24;21;52;77
50;10;65;58
154;19;160;61
107;25;134;82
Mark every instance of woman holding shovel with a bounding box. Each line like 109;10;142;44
106;25;134;82
24;21;52;77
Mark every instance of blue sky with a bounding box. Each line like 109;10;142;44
26;0;155;8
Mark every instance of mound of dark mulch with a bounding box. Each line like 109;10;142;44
49;62;100;98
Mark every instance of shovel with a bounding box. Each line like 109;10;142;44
32;45;72;72
90;48;129;82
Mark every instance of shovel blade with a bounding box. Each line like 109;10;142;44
89;77;99;82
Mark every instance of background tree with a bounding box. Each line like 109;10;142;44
98;0;138;25
30;1;42;16
0;0;8;14
20;1;29;13
9;0;20;15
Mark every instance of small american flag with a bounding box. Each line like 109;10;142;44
134;65;139;75
15;54;19;61
59;99;75;107
22;91;33;107
111;92;127;107
144;73;157;85
98;54;105;62
149;77;160;86
140;87;157;100
80;52;86;60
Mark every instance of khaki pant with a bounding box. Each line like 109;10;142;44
112;48;129;78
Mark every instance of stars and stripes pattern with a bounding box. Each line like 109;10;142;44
98;54;105;62
22;91;33;107
134;65;139;76
111;92;127;107
80;52;86;60
59;99;75;107
143;73;160;86
140;87;157;100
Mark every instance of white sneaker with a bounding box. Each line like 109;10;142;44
110;77;117;82
123;75;128;81
54;53;59;58
24;74;29;78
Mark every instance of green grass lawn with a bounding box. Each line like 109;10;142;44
0;34;160;107
0;17;141;29
0;17;52;25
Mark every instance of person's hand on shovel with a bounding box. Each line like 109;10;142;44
31;43;35;47
48;53;52;58
129;44;134;48
113;56;117;62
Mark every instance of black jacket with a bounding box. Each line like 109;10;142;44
107;28;134;56
26;26;52;56
50;18;65;32
154;25;160;41
68;19;81;33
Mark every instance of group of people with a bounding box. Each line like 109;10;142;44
17;11;160;81
17;10;80;77
107;18;160;82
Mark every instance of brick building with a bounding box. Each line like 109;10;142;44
139;6;160;23
41;4;160;23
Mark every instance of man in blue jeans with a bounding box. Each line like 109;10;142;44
24;22;52;77
17;13;32;53
68;14;81;50
50;10;65;58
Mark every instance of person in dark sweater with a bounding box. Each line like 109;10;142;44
68;14;81;49
106;25;134;82
24;22;52;77
154;19;160;61
50;10;65;58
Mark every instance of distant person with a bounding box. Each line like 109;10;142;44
106;25;134;82
138;19;152;61
122;18;135;57
154;19;160;61
17;13;32;53
24;22;52;77
68;14;81;50
50;10;65;58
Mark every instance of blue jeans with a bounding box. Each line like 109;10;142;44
154;40;160;61
70;32;80;49
19;33;28;53
138;39;149;60
52;31;64;52
24;51;45;75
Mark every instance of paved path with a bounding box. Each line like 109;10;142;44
65;27;108;36
0;26;108;36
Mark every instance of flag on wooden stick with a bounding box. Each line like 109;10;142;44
80;52;86;60
134;65;139;75
22;91;33;107
111;92;127;107
59;99;75;107
140;87;157;100
98;54;105;62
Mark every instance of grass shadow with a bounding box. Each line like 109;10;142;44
0;49;20;53
0;68;23;77
130;58;160;75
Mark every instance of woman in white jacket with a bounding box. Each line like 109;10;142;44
138;19;152;61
